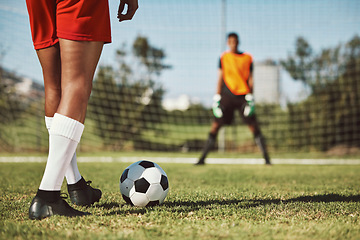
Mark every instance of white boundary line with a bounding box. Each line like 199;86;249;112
0;156;360;165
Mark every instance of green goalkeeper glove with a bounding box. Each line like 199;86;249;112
244;93;255;117
212;94;223;118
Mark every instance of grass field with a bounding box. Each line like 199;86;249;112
1;162;359;240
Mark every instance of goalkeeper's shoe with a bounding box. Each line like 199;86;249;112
265;156;271;165
67;177;102;206
29;195;90;220
195;157;205;165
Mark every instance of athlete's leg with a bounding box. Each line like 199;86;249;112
29;113;89;220
39;39;104;186
196;121;222;165
54;39;103;206
36;44;61;117
247;120;271;165
37;45;82;185
27;0;90;219
197;93;234;165
57;39;104;123
33;40;103;212
44;116;82;184
210;121;222;135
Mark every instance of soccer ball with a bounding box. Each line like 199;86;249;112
120;160;169;207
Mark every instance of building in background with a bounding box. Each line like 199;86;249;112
253;61;280;104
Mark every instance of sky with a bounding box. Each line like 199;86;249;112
0;0;359;107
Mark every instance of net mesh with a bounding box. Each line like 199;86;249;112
0;0;359;157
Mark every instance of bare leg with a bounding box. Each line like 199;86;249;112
57;39;104;123
36;40;103;192
36;44;61;117
35;31;103;122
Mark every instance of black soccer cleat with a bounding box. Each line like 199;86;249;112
264;154;272;165
67;178;102;206
29;196;90;220
265;158;272;165
195;157;205;165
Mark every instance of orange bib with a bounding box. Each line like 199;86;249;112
221;52;252;95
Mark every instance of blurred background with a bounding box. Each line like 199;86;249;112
0;0;359;158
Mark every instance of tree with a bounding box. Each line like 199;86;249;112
0;49;31;151
132;36;171;78
281;37;313;86
0;70;22;124
281;35;360;151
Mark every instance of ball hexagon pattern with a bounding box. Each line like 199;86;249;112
120;160;169;207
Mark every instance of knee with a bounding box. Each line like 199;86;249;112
45;87;61;101
62;80;93;102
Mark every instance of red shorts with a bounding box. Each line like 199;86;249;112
26;0;111;50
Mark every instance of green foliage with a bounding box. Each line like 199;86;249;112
281;35;360;151
88;36;170;150
0;68;23;125
281;37;313;85
1;34;359;155
132;36;172;76
166;104;212;125
1;162;359;239
0;65;44;152
255;104;290;151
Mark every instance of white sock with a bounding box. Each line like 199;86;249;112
45;116;82;185
39;114;84;191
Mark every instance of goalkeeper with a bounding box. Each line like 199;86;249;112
196;32;271;165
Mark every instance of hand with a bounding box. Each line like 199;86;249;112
212;94;223;118
118;0;139;22
244;93;255;117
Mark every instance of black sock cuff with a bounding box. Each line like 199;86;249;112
253;127;263;138
209;132;217;139
67;177;87;191
36;189;61;203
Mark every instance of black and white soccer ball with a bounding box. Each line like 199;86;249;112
120;160;169;207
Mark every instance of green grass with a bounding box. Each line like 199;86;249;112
2;115;359;160
1;162;359;240
140;123;253;146
0;116;256;153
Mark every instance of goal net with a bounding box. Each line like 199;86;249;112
0;0;359;157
